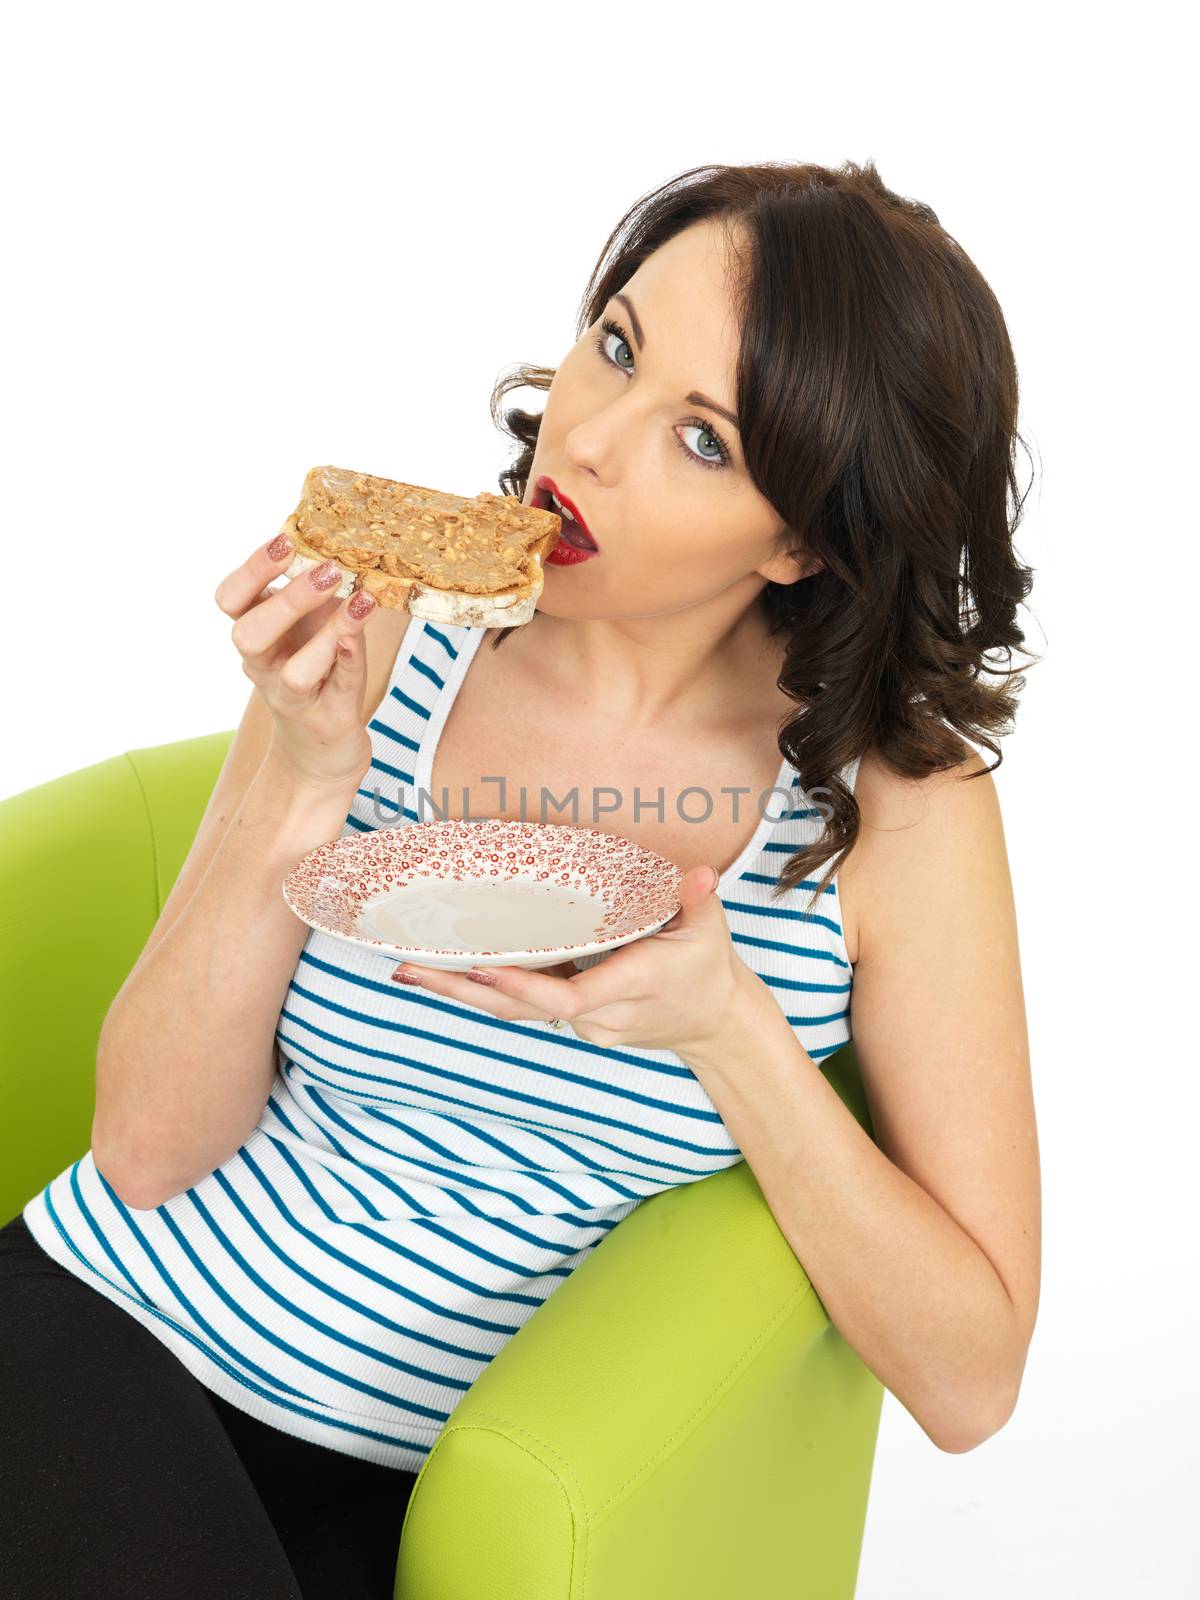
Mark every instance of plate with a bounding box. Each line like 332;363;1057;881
281;817;684;970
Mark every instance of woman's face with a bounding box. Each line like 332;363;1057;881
522;217;817;622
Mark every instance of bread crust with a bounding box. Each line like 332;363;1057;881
277;466;562;627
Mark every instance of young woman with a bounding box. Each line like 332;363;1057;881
2;159;1041;1597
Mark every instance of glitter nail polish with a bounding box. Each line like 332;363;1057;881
309;561;343;592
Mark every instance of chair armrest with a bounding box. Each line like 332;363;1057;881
0;733;232;1225
396;1044;883;1600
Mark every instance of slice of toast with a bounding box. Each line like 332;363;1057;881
277;466;563;627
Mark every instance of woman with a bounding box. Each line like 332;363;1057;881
1;159;1042;1596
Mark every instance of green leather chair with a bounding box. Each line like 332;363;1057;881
0;734;884;1597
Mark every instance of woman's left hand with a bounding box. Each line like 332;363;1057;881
388;865;763;1063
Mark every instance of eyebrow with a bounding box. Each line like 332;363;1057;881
613;292;740;431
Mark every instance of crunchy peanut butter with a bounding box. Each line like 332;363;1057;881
293;466;559;597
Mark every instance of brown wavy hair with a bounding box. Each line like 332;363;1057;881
487;159;1039;911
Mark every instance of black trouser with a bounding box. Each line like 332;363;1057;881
0;1212;419;1599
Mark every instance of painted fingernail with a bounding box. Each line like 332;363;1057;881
347;589;376;621
466;968;498;985
309;560;343;591
266;533;293;561
390;966;422;985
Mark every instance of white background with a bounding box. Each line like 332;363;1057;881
3;2;1197;1593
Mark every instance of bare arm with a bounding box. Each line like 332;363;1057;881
91;534;383;1210
685;751;1040;1454
92;752;359;1209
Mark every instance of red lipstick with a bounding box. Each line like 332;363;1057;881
532;476;600;554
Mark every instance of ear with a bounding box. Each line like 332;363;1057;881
757;540;823;586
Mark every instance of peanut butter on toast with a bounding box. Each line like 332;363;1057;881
278;465;562;627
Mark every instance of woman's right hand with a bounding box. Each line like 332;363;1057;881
216;535;378;792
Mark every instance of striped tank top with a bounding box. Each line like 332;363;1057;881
22;618;861;1472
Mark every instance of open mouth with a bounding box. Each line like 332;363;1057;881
532;478;599;551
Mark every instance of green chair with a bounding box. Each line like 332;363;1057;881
0;734;884;1598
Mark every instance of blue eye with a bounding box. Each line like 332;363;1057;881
593;316;733;472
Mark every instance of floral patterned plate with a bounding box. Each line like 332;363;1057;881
282;817;684;970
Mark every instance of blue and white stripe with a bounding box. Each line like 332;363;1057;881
23;618;859;1471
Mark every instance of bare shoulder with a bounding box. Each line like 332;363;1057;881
855;737;991;827
836;738;993;966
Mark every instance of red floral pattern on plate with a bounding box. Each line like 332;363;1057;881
282;818;683;969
